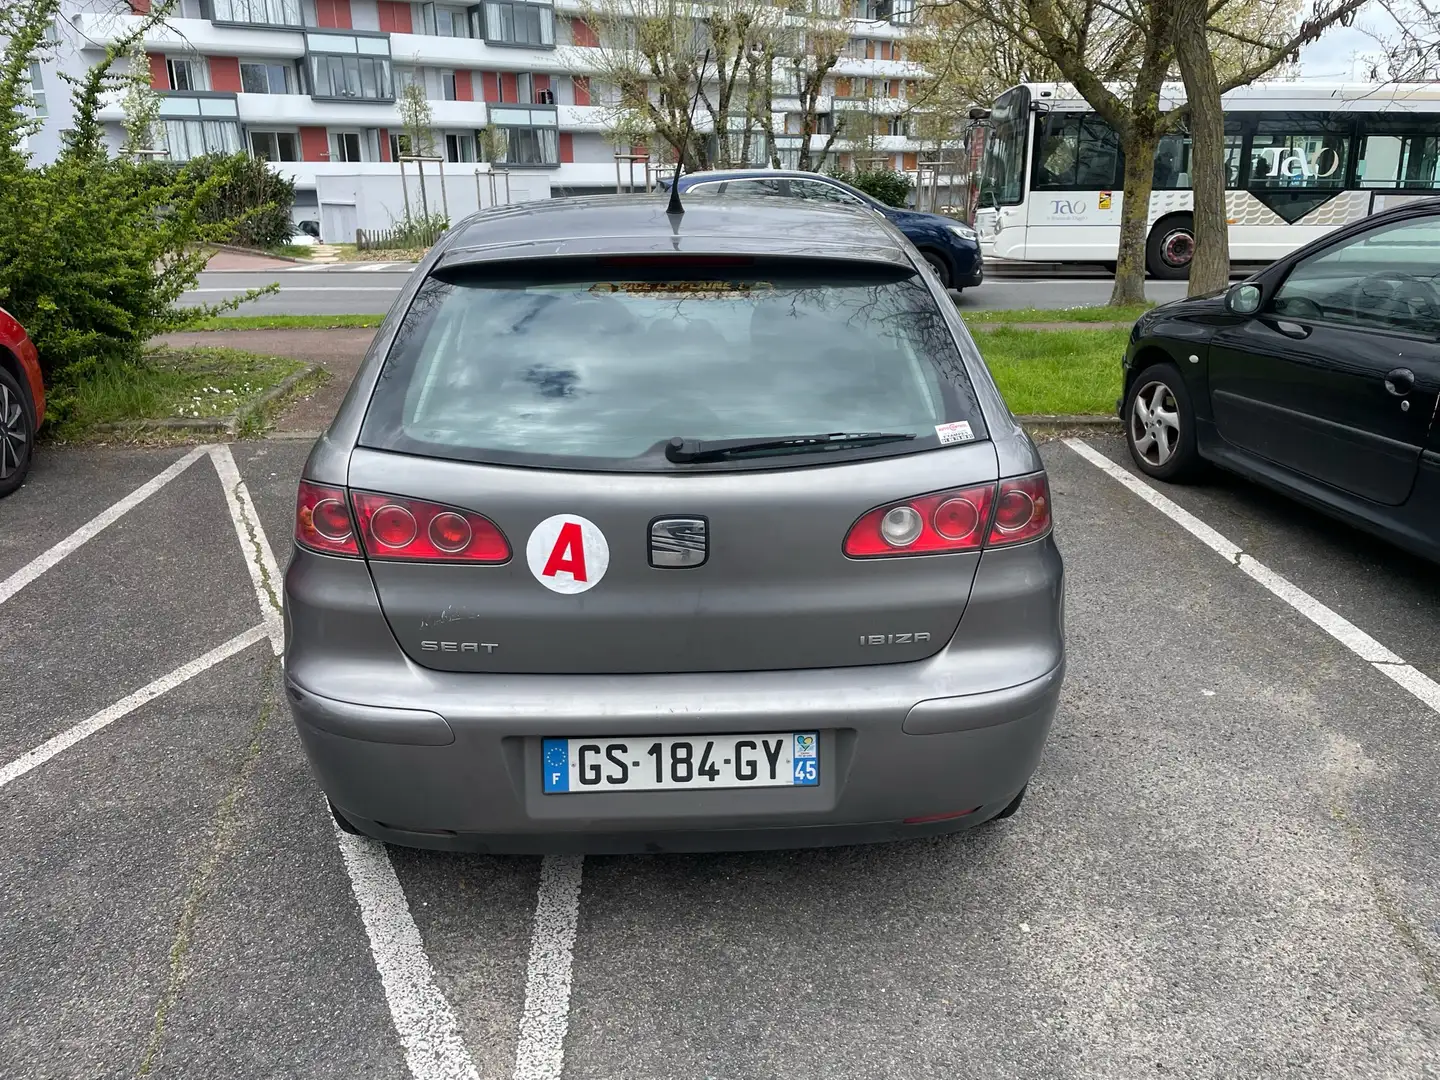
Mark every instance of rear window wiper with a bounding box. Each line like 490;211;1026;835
665;431;917;464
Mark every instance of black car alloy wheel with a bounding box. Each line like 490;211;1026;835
1124;362;1199;481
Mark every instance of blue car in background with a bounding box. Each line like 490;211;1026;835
665;169;984;292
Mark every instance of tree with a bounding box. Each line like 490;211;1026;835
120;47;161;155
1174;0;1369;294
396;75;437;217
778;0;850;171
577;0;713;169
0;0;268;398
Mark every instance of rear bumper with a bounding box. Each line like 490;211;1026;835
290;661;1060;853
283;537;1065;854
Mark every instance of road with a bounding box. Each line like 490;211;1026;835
2;434;1438;1079
183;265;1204;316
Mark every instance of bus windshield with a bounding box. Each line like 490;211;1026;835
979;85;1030;206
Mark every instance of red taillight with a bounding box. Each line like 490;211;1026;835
351;492;511;563
844;484;995;557
295;481;360;557
843;472;1052;558
987;472;1052;548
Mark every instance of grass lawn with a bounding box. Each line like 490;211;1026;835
975;327;1128;416
188;313;385;331
47;347;317;441
268;244;320;259
963;304;1152;325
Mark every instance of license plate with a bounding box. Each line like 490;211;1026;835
542;733;819;793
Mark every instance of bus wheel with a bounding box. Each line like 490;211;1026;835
1146;215;1194;280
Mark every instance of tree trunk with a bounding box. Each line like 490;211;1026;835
1111;127;1160;307
1174;0;1229;296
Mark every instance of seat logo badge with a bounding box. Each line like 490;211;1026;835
527;515;610;594
649;517;708;569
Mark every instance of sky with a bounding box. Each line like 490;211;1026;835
1296;2;1411;78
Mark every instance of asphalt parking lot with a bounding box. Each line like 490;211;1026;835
2;435;1438;1080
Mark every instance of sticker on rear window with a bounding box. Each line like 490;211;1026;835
935;421;975;445
526;515;610;595
588;281;773;298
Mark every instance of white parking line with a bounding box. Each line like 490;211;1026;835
513;855;585;1080
333;824;481;1080
1065;438;1440;716
209;446;285;655
215;446;482;1080
0;624;267;791
358;262;398;271
0;445;210;606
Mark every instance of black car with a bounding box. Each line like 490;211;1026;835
1121;198;1440;562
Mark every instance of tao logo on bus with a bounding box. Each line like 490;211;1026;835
1051;199;1087;216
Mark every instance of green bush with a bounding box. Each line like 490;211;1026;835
0;0;268;399
828;167;914;208
182;152;297;250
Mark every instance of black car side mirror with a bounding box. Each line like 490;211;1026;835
1226;282;1261;315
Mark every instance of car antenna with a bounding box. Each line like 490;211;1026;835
667;47;710;217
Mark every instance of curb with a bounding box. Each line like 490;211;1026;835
207;243;309;265
1018;414;1122;433
93;364;324;439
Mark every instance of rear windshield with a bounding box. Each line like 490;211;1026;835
359;259;987;472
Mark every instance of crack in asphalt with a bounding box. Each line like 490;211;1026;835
136;659;280;1077
234;478;282;616
1330;801;1440;1005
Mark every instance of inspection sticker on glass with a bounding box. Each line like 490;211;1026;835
935;420;975;445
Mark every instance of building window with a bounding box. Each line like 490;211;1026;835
249;130;300;161
206;0;304;25
483;1;555;47
445;132;476;162
331;131;364;162
421;3;472;36
442;70;457;100
487;106;559;165
305;33;394;101
389;132;412;160
27;62;46;117
167;57;203;91
163;119;241;161
240;60;293;94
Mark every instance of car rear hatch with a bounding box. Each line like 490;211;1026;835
345;253;1008;676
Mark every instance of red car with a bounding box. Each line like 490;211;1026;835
0;306;43;498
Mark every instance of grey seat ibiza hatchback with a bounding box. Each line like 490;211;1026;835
283;195;1065;854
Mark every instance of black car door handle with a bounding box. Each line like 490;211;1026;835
1384;368;1414;396
1274;320;1311;339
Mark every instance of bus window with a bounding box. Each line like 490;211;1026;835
1357;122;1440;190
978;86;1029;206
1032;113;1122;189
1249;113;1352;188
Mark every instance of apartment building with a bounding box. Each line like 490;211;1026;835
30;0;931;237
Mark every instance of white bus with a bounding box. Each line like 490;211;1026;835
972;81;1440;278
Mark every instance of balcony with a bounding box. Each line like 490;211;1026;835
305;32;395;102
70;13;304;58
202;0;306;29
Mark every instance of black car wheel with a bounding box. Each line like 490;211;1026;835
921;251;952;289
1124;362;1200;481
0;366;35;499
1146;214;1194;280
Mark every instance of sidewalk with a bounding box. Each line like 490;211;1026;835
155;327;374;434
